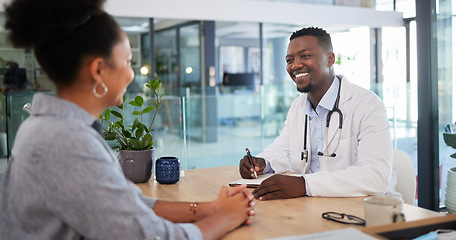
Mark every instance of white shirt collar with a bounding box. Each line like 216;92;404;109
304;76;340;116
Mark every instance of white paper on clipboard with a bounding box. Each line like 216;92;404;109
229;173;275;188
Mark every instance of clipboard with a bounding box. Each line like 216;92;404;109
229;173;275;188
229;173;303;188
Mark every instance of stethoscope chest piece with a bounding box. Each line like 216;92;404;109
301;150;308;162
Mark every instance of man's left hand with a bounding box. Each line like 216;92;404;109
251;175;306;200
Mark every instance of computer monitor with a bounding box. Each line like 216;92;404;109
223;73;255;89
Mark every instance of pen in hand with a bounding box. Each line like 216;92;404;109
245;148;258;178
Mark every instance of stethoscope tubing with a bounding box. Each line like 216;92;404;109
302;76;343;160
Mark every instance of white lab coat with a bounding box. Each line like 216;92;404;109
257;75;393;197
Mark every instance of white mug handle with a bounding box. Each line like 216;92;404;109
391;206;406;223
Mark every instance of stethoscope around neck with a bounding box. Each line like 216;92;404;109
301;76;343;162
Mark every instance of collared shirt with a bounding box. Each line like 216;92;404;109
0;93;202;240
302;76;339;196
304;76;340;173
262;76;340;178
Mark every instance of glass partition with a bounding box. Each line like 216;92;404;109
155;28;179;96
182;90;295;169
179;24;201;93
4;92;35;157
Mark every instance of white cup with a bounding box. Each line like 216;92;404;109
364;196;405;227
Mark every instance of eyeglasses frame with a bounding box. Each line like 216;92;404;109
321;211;366;226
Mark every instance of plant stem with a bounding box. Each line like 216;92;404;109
148;92;160;132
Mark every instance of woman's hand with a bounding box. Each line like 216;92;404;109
212;185;256;227
196;185;256;239
227;185;256;225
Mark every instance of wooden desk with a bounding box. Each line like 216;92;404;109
137;165;442;240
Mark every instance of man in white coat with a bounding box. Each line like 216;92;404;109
239;27;393;200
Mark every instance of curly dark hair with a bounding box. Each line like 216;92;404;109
290;27;333;53
4;0;122;87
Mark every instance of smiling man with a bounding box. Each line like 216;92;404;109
239;27;395;200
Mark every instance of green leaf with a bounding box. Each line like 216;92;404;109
104;132;117;141
135;126;144;138
111;110;122;118
144;142;154;150
145;83;151;89
152;79;160;89
129;100;139;107
115;121;123;129
444;133;456;149
135;96;144;107
122;129;131;138
132;118;140;129
104;109;111;120
451;153;456;159
142;106;154;114
141;123;149;133
153;101;159;109
129;138;141;149
132;111;141;116
142;134;153;148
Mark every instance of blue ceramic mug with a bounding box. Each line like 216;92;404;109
155;156;180;184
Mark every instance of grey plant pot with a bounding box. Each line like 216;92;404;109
118;148;154;183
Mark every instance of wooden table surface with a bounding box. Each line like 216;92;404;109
137;165;443;240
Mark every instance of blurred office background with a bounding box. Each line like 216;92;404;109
0;0;452;211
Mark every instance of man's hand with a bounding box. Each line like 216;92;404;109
251;175;306;200
239;156;266;179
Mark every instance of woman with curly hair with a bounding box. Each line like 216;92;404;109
0;0;255;239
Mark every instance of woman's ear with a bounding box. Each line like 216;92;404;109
327;52;335;67
89;57;104;84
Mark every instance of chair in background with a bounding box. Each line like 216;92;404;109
392;149;417;205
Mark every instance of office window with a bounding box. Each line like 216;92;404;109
216;21;260;93
332;27;371;89
438;0;456;207
376;0;415;18
383;25;418;205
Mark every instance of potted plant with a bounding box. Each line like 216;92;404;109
99;78;163;183
443;124;456;213
444;124;456;158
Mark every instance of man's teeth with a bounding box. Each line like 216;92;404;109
295;73;308;78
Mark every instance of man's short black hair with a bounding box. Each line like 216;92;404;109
290;27;333;53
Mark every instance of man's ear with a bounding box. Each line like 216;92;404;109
327;52;335;67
